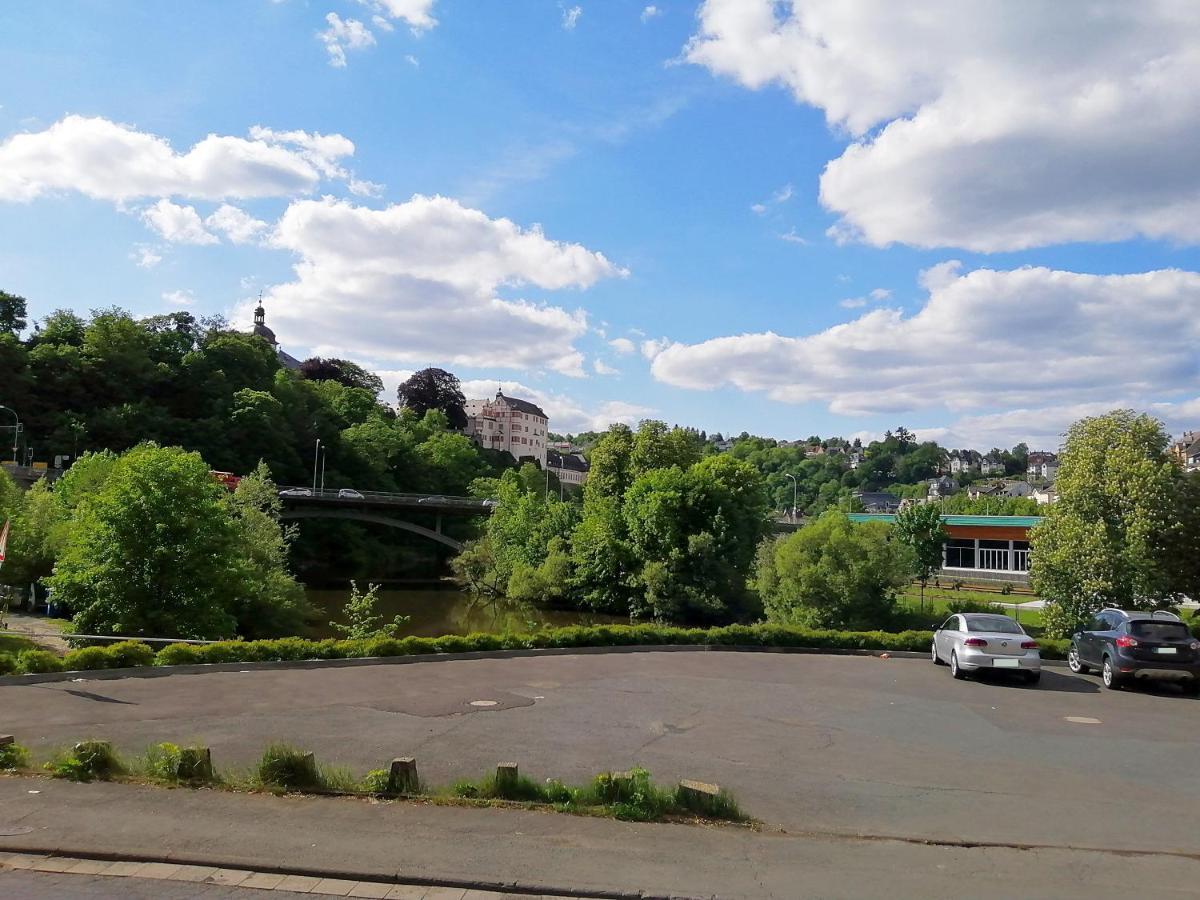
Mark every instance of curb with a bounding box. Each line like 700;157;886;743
0;848;660;899
0;643;1069;686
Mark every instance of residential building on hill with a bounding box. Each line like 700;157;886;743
852;491;900;512
1171;431;1200;472
1026;451;1058;479
464;390;549;466
980;455;1005;475
547;448;589;488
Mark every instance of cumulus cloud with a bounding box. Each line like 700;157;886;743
838;287;890;309
608;337;636;355
142;199;218;245
348;175;385;197
651;264;1200;420
0;115;355;202
204;204;269;244
460;379;653;433
253;194;623;376
640;337;671;360
318;13;376;68
641;5;663;23
593;359;619;376
359;0;437;33
685;0;1200;251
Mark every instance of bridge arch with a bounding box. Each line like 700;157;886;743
279;508;463;551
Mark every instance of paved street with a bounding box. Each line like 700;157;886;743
1;650;1199;897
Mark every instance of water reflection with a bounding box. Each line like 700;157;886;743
307;585;625;639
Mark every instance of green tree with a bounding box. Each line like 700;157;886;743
0;290;27;335
49;444;248;638
893;503;947;611
1031;411;1178;637
396;368;467;430
755;511;915;629
329;580;408;640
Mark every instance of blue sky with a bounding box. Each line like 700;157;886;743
2;1;1199;448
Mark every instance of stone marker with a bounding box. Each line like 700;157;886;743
178;746;212;781
388;757;418;793
678;779;721;802
496;762;519;789
0;735;13;747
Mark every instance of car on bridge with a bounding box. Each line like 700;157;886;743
278;488;312;498
337;488;364;500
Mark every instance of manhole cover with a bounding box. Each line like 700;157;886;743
0;826;34;836
1064;716;1102;724
468;699;499;707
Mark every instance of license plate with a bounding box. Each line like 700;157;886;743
1155;647;1178;655
992;658;1020;668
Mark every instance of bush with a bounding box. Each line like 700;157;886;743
155;643;200;666
257;743;322;791
62;646;111;670
0;741;30;770
45;740;125;781
944;598;1003;615
16;649;64;674
0;652;18;675
105;641;155;668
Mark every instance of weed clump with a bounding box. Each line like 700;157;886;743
256;743;322;791
144;743;215;784
0;741;30;770
45;740;125;781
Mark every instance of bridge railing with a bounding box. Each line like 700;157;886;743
276;487;497;510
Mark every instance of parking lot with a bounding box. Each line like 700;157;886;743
1;649;1197;854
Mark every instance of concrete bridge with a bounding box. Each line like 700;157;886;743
276;487;495;551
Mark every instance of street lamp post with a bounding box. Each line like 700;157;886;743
785;473;798;520
312;438;322;493
0;405;21;464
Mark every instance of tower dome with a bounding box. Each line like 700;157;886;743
252;300;277;347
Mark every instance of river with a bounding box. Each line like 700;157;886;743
306;585;626;639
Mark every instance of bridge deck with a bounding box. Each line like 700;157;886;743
276;487;494;515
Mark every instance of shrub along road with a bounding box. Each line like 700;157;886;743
1;651;1198;896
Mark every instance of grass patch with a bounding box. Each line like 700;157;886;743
45;740;126;782
0;633;39;655
255;742;323;791
143;742;216;784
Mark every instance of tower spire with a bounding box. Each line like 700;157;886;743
254;290;265;326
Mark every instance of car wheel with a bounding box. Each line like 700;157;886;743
932;642;946;665
1067;644;1089;674
1101;656;1125;690
1024;671;1041;686
950;651;966;680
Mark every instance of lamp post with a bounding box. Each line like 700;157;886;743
785;473;798;520
312;438;322;493
0;405;21;464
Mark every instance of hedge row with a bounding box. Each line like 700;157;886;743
0;625;1071;676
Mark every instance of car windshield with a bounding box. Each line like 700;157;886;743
1129;621;1190;641
965;616;1023;634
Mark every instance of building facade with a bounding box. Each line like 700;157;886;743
547;448;589;488
464;391;549;466
850;513;1041;585
251;302;302;371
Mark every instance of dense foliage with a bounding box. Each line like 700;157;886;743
754;511;916;629
1031;410;1196;636
453;421;771;624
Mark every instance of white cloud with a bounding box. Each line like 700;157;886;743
359;0;437;33
778;228;807;244
0;115;355;202
640;337;670;360
652;264;1200;420
608;337;636;355
685;0;1200;251
868;288;891;301
749;203;767;215
318;13;376;68
204;204;269;244
561;4;582;30
839;286;891;308
460;379;653;433
641;5;662;23
404;54;419;68
130;244;162;269
593;359;619;376
141;199;218;245
162;289;194;307
251;194;623;376
751;181;793;215
348;175;385;197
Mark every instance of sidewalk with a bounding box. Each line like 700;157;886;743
1;777;1198;899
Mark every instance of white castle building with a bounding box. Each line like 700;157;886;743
464;390;549;467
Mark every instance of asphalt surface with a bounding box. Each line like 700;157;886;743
0;870;319;899
1;651;1199;897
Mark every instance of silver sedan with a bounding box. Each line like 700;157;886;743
932;613;1041;684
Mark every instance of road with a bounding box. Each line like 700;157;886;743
1;651;1198;897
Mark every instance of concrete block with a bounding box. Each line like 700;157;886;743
678;779;721;802
0;735;13;747
178;746;213;781
388;756;418;793
495;762;518;788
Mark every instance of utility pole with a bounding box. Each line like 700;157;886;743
0;406;21;464
785;473;798;519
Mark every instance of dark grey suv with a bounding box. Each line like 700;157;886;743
1068;608;1200;693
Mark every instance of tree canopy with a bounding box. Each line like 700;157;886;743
396;367;468;430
